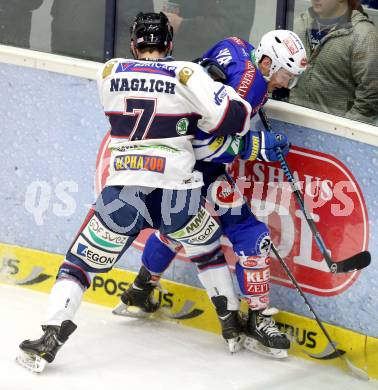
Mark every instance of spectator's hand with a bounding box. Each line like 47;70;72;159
165;12;183;33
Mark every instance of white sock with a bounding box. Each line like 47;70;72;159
198;265;240;311
44;278;84;326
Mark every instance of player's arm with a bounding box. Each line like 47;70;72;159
193;130;243;163
193;127;290;163
96;59;120;107
201;38;270;118
181;63;252;137
192;55;288;163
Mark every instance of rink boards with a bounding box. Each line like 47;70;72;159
1;242;377;379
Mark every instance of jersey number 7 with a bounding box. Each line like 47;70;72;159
124;97;157;141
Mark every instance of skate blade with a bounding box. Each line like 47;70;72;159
16;349;47;373
112;302;152;319
227;334;246;354
243;337;289;359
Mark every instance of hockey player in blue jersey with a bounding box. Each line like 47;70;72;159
114;31;307;358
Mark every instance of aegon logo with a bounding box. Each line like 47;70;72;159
189;221;216;243
77;243;116;265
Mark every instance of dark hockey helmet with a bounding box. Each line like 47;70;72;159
130;12;173;50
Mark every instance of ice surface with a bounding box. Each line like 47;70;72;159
1;284;377;390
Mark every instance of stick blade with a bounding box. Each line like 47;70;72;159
333;251;371;273
112;302;152;318
343;356;370;381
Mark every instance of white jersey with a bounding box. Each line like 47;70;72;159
97;57;251;190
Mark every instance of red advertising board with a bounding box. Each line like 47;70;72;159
228;147;369;296
96;132;368;297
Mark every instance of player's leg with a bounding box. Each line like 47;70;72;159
209;174;290;358
116;180;245;350
163;197;247;352
114;231;181;316
117;225;245;352
113;186;197;316
195;249;244;353
17;185;141;372
226;214;290;356
116;163;222;315
114;186;208;317
226;215;290;357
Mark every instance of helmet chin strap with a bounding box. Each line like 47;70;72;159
166;42;173;57
130;42;138;59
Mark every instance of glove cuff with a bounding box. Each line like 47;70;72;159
240;131;260;161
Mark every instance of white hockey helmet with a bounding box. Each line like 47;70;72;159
255;30;307;87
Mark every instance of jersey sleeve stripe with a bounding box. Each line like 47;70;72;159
208;98;249;136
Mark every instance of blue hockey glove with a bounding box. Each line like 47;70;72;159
240;130;290;162
239;131;260;161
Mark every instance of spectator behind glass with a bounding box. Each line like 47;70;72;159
0;0;43;48
361;0;378;8
290;0;378;125
160;0;255;60
51;0;155;61
51;0;106;61
114;0;154;57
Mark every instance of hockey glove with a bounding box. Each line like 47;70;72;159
240;130;290;162
193;57;227;83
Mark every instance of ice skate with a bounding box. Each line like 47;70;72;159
113;266;160;318
212;296;245;353
219;311;245;353
243;308;290;359
17;320;77;373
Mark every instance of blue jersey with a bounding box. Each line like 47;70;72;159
203;36;268;117
194;37;268;164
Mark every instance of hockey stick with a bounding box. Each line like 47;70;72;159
224;172;369;380
270;244;369;380
258;108;371;274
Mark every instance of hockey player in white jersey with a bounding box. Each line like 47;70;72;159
17;12;252;373
113;31;307;358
